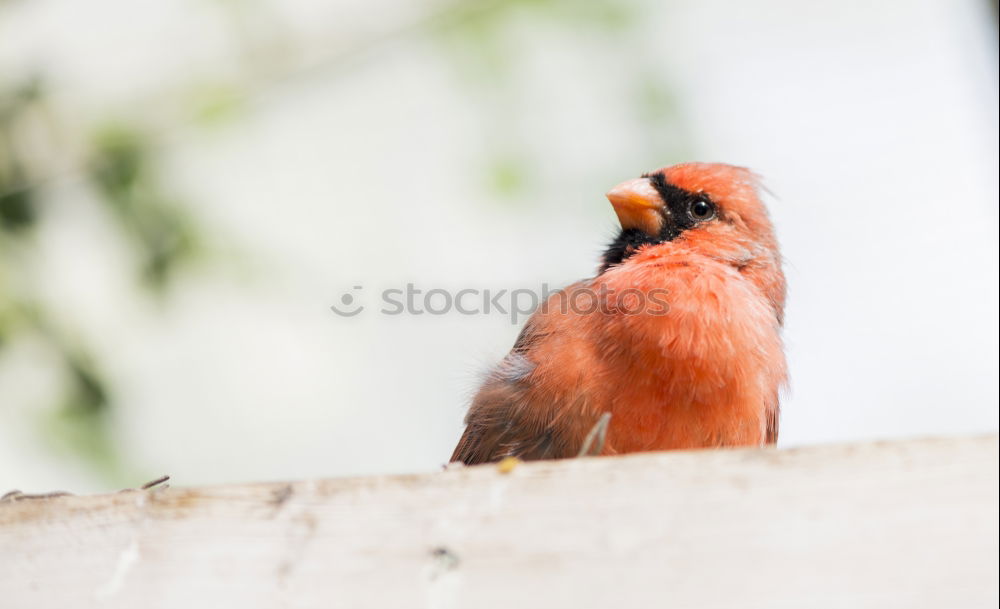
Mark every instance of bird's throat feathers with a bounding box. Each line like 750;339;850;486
598;238;785;327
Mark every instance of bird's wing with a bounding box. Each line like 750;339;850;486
450;315;591;465
449;378;577;464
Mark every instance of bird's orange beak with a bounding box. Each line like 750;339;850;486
606;177;665;236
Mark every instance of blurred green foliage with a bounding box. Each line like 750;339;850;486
40;323;121;478
0;78;42;232
1;74;202;484
87;125;201;290
186;82;247;126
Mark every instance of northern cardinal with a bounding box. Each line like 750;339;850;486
451;163;786;463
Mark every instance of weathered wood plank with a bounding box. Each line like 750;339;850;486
2;435;997;609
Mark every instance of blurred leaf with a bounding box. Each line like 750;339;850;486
0;76;42;122
63;348;110;417
0;183;36;232
1;78;43;232
31;324;128;483
87;124;201;291
133;198;199;288
487;155;531;197
187;82;246;126
89;125;145;203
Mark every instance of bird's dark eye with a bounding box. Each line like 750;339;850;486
688;199;715;221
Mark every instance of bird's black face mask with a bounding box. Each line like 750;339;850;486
600;172;716;273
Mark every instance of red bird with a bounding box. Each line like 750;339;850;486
451;163;786;463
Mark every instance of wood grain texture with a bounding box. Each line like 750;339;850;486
1;435;997;609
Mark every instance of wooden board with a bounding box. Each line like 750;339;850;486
2;435;997;608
